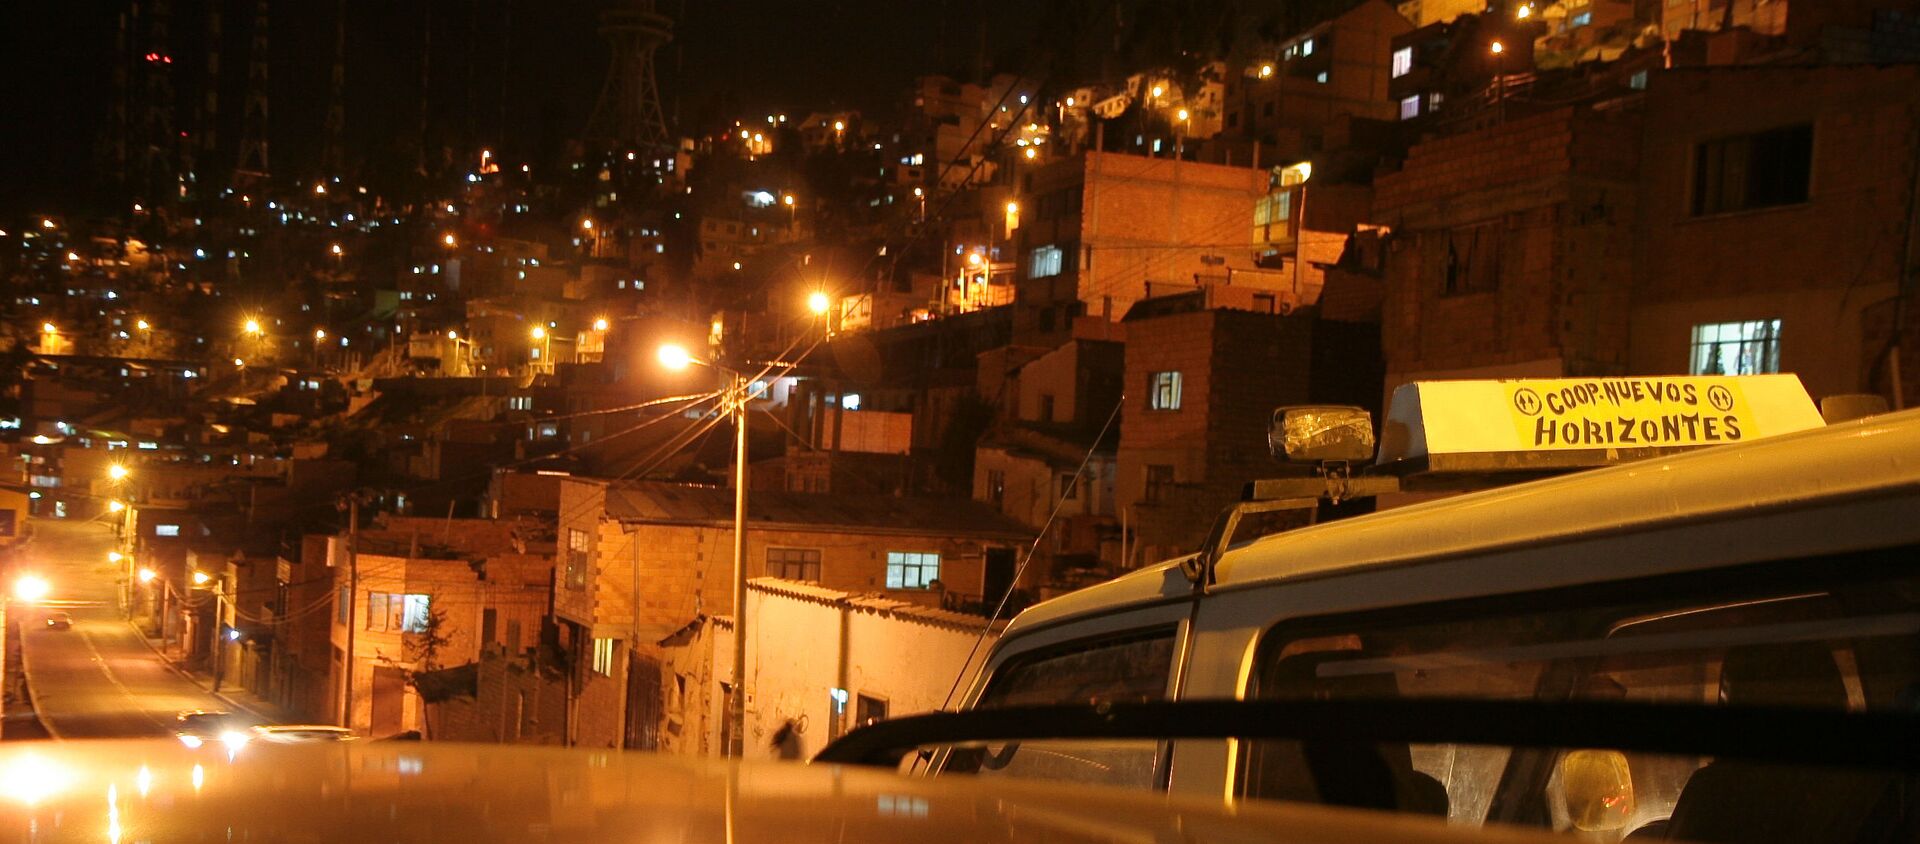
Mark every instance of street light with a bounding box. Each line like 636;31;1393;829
593;317;610;332
242;318;263;336
442;233;457;248
191;571;211;586
136;319;151;331
137;568;157;584
314;328;327;342
13;576;49;603
653;342;751;756
108;500;125;513
1490;40;1505;54
530;325;547;340
808;291;831;316
40;323;56;335
108;463;130;482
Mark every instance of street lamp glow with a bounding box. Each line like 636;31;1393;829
1006;201;1019;215
782;194;795;206
191;571;211;586
108;463;130;481
833;120;845;132
442;233;457;247
108;500;125;513
593;317;610;332
1177;108;1190;121
13;576;50;603
313;183;328;195
1151;84;1165;98
446;329;459;340
40;323;56;334
242;318;262;336
40;218;55;230
656;344;693;371
314;328;327;341
329;243;343;256
1260;64;1275;78
530;325;547;340
136;319;151;331
1490;40;1506;54
137;568;157;584
581;218;594;231
1517;4;1533;18
967;252;983;267
807;291;831;315
108;551;123;562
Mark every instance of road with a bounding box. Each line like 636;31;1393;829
13;518;234;738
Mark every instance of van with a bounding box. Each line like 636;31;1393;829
928;376;1920;840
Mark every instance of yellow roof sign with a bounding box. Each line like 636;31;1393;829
1379;374;1825;469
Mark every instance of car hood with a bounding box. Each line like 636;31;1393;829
0;740;1562;843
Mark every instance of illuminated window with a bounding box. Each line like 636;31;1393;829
1028;245;1064;279
402;594;431;633
1148;371;1183;411
592;637;618;676
1392;47;1413;78
1691;320;1782;376
886;552;941;590
156;524;181;537
767;547;821;582
1398;95;1422;121
507;396;532;411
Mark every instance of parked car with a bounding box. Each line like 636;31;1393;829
41;612;71;631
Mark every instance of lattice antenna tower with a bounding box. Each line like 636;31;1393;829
584;0;674;153
234;0;271;184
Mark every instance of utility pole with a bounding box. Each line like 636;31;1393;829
211;580;226;692
728;370;748;756
339;492;362;731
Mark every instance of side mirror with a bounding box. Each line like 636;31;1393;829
1557;749;1636;832
1269;406;1375;464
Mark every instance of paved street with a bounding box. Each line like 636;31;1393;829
14;518;234;739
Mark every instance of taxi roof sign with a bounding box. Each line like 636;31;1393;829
1376;374;1824;483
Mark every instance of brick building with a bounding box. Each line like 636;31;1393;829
328;517;553;736
1371;104;1641;393
1632;63;1920;403
1011;150;1293;344
1117;296;1381;563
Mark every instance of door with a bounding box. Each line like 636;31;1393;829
625;653;663;750
371;666;406;736
982;547;1017;610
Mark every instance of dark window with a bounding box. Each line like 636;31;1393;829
855;694;889;727
565;528;590;589
987;469;1006;506
1691;124;1813;216
1441;222;1503;296
1144;464;1174;504
766;546;822;582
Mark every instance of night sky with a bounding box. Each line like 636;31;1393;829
0;0;1048;217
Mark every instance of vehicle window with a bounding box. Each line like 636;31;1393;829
941;629;1176;789
1242;555;1920;841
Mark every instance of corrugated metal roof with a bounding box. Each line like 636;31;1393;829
605;480;1033;541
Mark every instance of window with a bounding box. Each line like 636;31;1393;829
986;469;1006;506
1241;554;1920;834
1254;191;1293;241
1399;95;1421;120
767;547;821;582
592;637;618;676
1629;70;1649;90
1428;91;1444;111
1691;124;1813;216
401;594;431;633
507;396;532;411
1690;319;1782;376
946;630;1177;788
1144;465;1174;504
156;524;180;537
1441;221;1505;296
1570;9;1592;26
1028;245;1064;279
565;528;590;588
886;551;940;590
1058;471;1079;501
337;586;350;624
1392;46;1414;78
1300;38;1314;56
855;694;889;727
1315;70;1329;84
1147;371;1182;411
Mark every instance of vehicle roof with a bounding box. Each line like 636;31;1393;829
0;740;1581;843
1007;407;1920;637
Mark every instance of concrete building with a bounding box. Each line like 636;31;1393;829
1224;0;1413;153
551;477;1031;751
